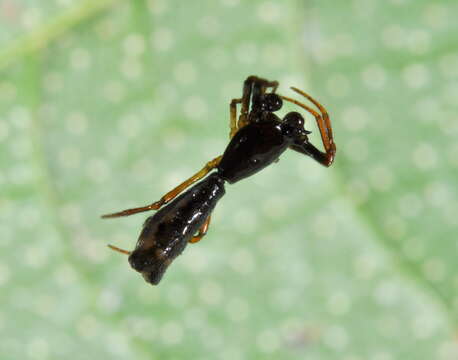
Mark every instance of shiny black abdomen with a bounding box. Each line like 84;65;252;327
218;118;290;184
128;173;225;284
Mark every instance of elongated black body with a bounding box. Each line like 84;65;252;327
128;115;303;285
105;75;336;286
128;173;225;284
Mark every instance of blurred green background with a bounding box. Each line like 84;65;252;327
1;0;457;359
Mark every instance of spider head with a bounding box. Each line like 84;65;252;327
281;111;311;142
257;93;283;112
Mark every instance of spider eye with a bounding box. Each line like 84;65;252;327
260;93;282;112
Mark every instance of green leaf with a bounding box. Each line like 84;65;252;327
1;0;457;359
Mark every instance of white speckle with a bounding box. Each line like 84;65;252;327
323;325;348;350
123;34;145;56
120;58;143;79
334;33;355;56
342;106;368;132
407;29;431;55
0;264;10;286
383;215;406;239
225;297;249;322
372;352;394;360
34;295;55;317
103;81;125;103
412;312;441;339
183;96;208;121
198;16;221;37
199;281;223;305
160;321;184;345
10;106;30;129
257;2;282;24
0;81;17;101
152;27;174;52
381;25;406;49
402;64;430;89
182;248;208;273
262;44;286;68
98;289;122;313
233;209;258;234
362;64;387;90
374;281;400;307
66;111;88;135
368;166;394;192
54;265;78;286
262;195;288;219
70;48;91;70
77;315;101;339
312;213;336;238
58;146;81;169
442;83;458;110
412;143;437;170
327;292;351;315
118;114;141;138
229;248;255;274
423;4;448;29
256;329;280;353
166;284;190;308
94;18;116;40
438;54;458;79
235;43;258;65
163;128;185;150
26;338;49;359
221;0;240;6
423;258;446;282
22;8;43;29
344;137;369;162
0;121;10;141
398;193;423;218
402;237;425;260
86;158;110;183
56;0;73;6
43;72;63;93
205;47;229;70
425;181;452;208
353;252;380;279
377;316;400;338
9;164;32;185
9;138;30;158
346;178;370;205
413;97;440;124
24;246;48;268
173;61;197;84
326;73;350;97
105;331;129;356
148;0;168;15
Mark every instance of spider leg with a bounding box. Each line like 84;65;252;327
189;215;211;243
230;98;242;138
238;75;279;130
290;87;336;154
107;244;131;255
281;93;336;167
101;155;223;218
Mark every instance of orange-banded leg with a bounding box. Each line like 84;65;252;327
189;215;211;244
102;155;223;218
280;88;336;167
